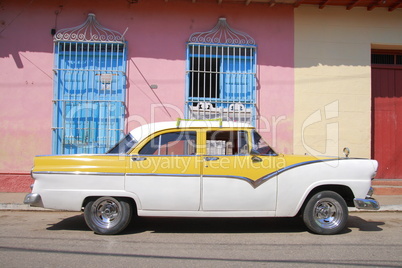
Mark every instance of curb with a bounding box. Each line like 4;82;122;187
0;204;58;211
349;205;402;212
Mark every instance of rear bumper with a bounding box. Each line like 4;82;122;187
354;198;380;210
24;193;43;207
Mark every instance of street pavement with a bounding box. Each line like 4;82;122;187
0;192;401;211
0;210;401;267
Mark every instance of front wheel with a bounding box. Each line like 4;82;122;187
84;197;132;235
302;191;348;235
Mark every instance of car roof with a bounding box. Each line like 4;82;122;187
129;120;253;143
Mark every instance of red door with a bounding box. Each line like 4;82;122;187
372;66;402;178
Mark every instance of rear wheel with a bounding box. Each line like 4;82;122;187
302;191;348;235
84;196;132;235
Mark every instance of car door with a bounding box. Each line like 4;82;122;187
201;129;279;212
125;130;201;211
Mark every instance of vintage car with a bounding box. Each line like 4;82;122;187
24;119;379;235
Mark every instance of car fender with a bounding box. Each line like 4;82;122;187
275;159;377;217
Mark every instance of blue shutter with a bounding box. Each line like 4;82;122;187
221;57;254;104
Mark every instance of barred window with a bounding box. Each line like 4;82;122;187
186;18;257;125
52;14;127;154
372;51;402;65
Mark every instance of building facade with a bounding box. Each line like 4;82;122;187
0;0;401;192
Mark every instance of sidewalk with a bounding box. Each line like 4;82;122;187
0;192;401;211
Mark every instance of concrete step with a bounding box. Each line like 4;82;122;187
372;179;402;195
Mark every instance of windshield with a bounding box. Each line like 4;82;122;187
106;133;138;154
252;130;276;155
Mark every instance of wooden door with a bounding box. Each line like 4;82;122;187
372;66;402;178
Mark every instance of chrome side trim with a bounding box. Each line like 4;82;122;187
276;158;367;176
126;172;263;188
126;173;199;177
125;159;346;189
214;159;341;188
276;159;336;175
203;173;279;188
203;174;257;187
235;158;353;188
32;171;125;176
35;154;128;157
31;159;356;189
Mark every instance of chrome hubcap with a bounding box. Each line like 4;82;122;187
313;198;343;229
92;198;122;229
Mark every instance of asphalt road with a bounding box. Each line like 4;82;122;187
0;211;401;267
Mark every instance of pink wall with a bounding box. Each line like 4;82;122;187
0;1;55;174
0;0;294;186
122;1;295;153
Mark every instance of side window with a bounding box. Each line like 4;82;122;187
206;131;248;155
252;130;276;155
139;131;196;156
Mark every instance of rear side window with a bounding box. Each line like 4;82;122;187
107;134;137;154
139;131;197;156
206;131;248;155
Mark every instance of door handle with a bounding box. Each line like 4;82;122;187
204;157;219;161
251;156;262;163
131;157;147;161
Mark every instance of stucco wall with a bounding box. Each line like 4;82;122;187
0;0;294;177
294;6;402;158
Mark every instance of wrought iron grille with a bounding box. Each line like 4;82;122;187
186;18;257;125
372;53;402;65
52;14;127;154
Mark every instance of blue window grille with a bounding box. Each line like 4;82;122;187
186;18;257;125
52;14;127;154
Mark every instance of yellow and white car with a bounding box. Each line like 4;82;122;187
25;119;379;235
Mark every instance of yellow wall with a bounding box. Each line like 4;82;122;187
294;6;402;158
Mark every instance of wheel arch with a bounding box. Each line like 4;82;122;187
297;184;355;216
81;196;138;215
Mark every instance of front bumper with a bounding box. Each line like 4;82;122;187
24;193;43;207
353;197;380;210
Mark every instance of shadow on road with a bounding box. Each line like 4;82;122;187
346;215;385;232
45;213;385;235
125;217;307;234
47;214;90;232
